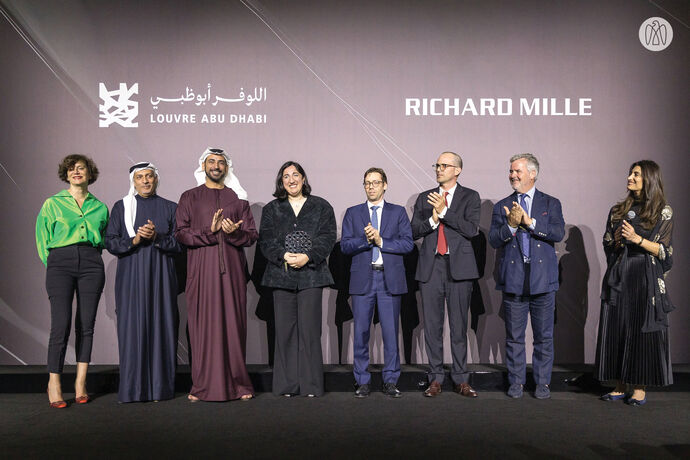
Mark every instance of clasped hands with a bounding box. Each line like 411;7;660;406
364;223;382;247
427;192;446;224
133;219;156;245
503;202;532;228
210;208;243;234
284;252;309;269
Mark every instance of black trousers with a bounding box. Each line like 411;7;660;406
272;288;324;396
419;254;473;385
45;245;105;374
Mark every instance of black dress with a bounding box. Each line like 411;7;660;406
595;204;675;386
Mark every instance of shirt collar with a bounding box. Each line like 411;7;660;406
367;199;385;209
56;190;93;200
438;183;458;196
519;185;536;201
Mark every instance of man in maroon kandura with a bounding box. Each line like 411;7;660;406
175;147;258;402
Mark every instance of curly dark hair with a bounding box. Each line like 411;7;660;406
273;161;312;200
58;154;99;185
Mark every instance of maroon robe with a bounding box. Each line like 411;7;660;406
175;184;258;400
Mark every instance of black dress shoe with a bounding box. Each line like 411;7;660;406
354;384;370;398
383;383;402;398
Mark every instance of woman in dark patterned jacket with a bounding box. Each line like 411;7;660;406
595;160;674;406
259;161;336;397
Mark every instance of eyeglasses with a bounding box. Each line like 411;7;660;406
433;163;457;171
208;148;225;154
363;180;384;188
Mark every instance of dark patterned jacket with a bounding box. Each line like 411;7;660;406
259;195;336;290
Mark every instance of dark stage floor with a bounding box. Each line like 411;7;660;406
2;389;689;459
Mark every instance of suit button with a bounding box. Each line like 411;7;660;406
511;260;514;264
537;243;541;247
539;259;542;263
512;245;516;248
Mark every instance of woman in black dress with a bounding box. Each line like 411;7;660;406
259;161;336;397
595;160;674;405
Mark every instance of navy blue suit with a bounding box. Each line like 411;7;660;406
489;189;565;385
341;201;413;385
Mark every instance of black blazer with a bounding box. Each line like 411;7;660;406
411;185;480;282
259;195;336;290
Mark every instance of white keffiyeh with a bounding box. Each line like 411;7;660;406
122;162;159;238
193;147;247;200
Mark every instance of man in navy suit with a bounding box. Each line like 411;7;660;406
489;153;565;399
411;152;480;398
341;167;414;398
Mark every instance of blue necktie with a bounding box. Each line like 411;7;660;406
371;205;380;263
519;194;530;260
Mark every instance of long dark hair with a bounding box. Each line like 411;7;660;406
273;161;312;200
611;160;666;230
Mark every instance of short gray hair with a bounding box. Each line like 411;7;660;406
441;151;463;169
510;153;539;178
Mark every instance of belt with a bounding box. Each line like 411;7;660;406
371;264;384;271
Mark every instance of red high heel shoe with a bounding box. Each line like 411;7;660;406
75;395;90;404
47;390;67;409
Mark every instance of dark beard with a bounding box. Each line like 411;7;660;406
205;169;226;184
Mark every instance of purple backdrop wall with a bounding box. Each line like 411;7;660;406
1;0;687;366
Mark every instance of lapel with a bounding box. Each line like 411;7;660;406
505;191;518;213
380;201;392;234
278;198;293;218
360;202;372;227
448;185;462;212
530;189;544;219
300;195;315;216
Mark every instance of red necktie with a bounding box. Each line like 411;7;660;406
436;191;449;254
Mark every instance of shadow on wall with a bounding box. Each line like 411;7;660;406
554;224;596;363
103;257;118;331
248;202;269;364
474;199;505;363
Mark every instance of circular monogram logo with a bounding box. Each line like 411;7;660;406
639;17;673;51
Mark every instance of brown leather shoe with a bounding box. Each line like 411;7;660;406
454;382;478;398
424;381;442;397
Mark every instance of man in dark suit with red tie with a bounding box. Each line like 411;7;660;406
489;153;565;399
411;152;480;398
341;167;414;398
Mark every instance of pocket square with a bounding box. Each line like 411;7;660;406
542;211;548;216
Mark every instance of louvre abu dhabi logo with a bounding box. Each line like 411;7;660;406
99;83;139;127
639;17;673;52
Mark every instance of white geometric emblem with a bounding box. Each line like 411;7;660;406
639;17;673;52
99;83;139;127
